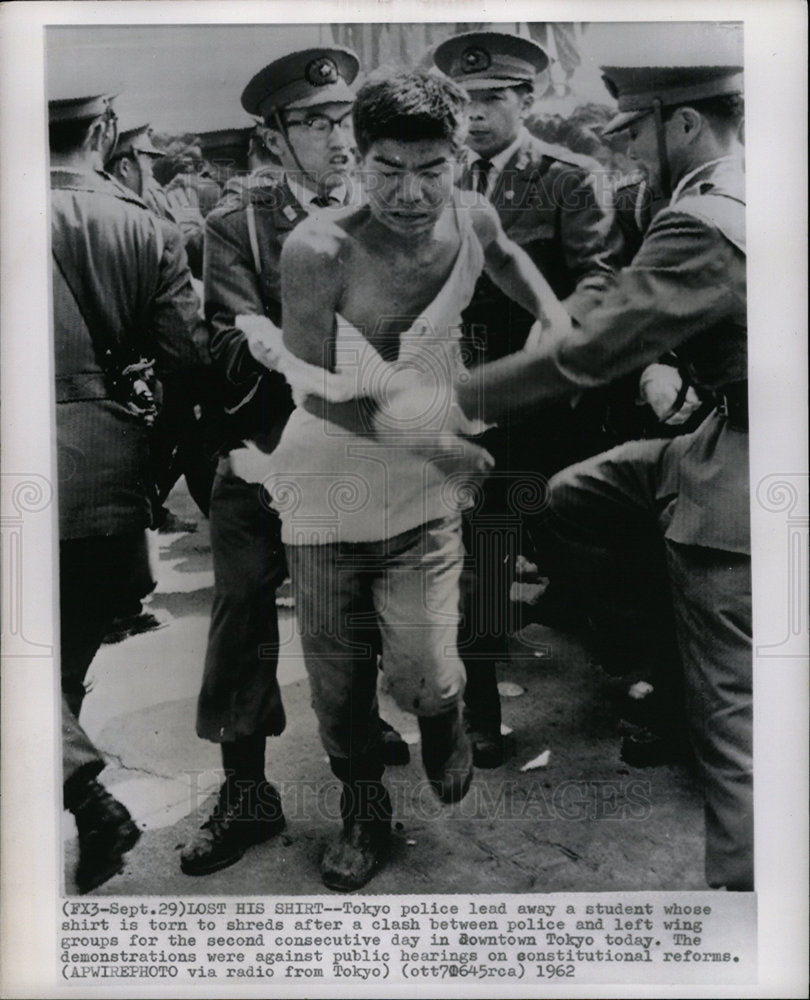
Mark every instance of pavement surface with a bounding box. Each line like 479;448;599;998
65;481;707;896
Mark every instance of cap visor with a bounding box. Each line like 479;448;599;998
285;79;356;110
457;76;535;91
601;109;650;136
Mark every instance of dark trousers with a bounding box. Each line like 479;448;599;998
196;472;286;743
458;482;523;736
546;438;753;890
60;533;153;785
152;369;223;518
459;403;612;735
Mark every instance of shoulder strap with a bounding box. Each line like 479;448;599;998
673;191;746;255
245;202;262;276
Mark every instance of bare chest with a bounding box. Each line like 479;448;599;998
338;239;459;361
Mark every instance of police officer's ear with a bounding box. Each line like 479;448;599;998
515;85;535;118
87;117;107;153
671;106;704;144
117;156;136;185
262;124;288;159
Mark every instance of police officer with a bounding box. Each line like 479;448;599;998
179;45;363;877
51;93;201;892
432;31;625;766
105;123;174;219
105;122;218;567
453;64;751;891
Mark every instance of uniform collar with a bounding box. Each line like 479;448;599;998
470;127;526;178
670;156;739;204
284;172;348;212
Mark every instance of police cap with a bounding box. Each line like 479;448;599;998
433;31;548;90
241;47;360;121
601;65;744;135
48;93;116;124
109;124;165;160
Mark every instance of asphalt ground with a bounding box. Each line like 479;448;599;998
65;480;706;896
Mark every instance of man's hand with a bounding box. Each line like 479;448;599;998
639;363;703;425
372;367;494;480
238;313;284;370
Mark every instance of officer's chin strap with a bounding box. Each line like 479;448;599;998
272;110;326;201
652;97;672;199
101;105;119;165
131;154;147;199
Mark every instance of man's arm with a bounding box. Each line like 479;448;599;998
457;209;744;422
554;161;624;288
470;196;572;334
204;207;277;388
147;217;207;373
279;218;344;369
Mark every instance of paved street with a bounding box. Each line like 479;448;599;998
65;482;707;896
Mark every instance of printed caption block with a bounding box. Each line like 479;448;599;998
58;891;756;986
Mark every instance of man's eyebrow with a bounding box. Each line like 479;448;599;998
372;154;449;170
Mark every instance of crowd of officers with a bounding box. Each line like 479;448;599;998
52;30;751;897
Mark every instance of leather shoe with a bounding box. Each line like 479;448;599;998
321;782;391;891
620;724;681;768
470;730;505;769
181;778;285;876
102;609;169;644
70;779;141;894
419;709;473;804
321;817;390;892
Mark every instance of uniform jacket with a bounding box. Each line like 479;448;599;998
549;156;749;552
203;174;308;455
459;129;624;363
612;169;669;265
52;167;201;539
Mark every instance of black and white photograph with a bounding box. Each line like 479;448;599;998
0;1;807;996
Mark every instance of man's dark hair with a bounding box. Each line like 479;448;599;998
48;116;97;155
509;81;534;100
352;69;469;156
665;93;745;134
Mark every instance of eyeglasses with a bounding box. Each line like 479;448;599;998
285;112;354;137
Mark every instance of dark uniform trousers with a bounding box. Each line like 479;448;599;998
195;173;305;749
52;167;201;793
60;533;154;783
458;133;624;738
545;416;752;890
195;470;286;742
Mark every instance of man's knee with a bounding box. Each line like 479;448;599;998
387;655;464;717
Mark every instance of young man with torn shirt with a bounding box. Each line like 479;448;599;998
248;69;569;891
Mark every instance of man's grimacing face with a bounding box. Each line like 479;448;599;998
360;137;457;236
269;101;355;190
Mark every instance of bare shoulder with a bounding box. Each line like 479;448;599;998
281;212;350;268
464;191;502;247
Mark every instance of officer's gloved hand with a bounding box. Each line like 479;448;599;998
240;313;284;371
639;363;703;425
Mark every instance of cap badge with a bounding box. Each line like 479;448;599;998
306;56;339;87
461;46;491;74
